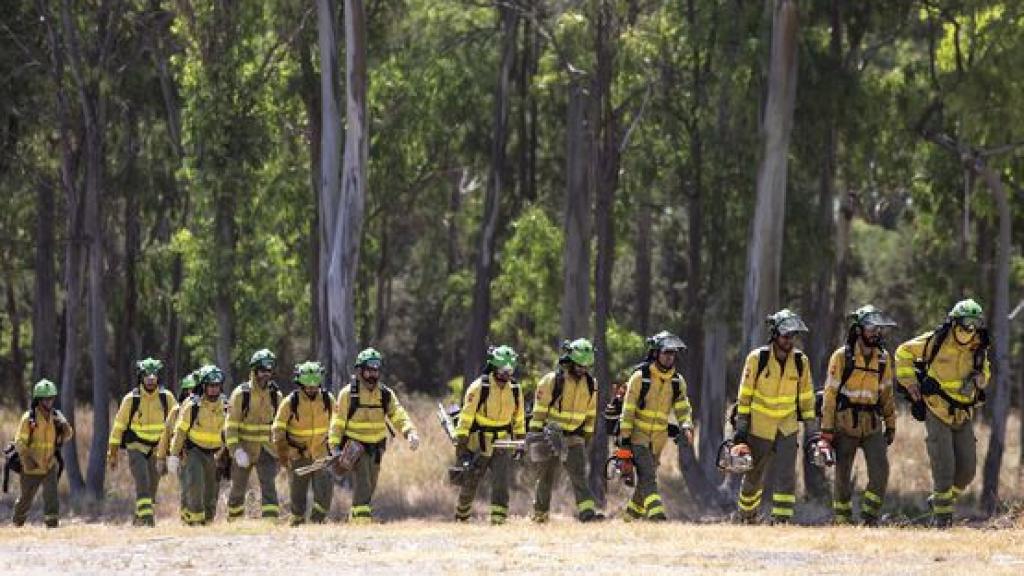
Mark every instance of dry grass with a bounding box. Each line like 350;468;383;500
1;397;1022;526
0;521;1023;575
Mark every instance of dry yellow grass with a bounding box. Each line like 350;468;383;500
0;521;1023;575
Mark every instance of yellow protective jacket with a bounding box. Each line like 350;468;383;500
224;376;281;458
328;380;415;448
272;389;334;461
169;396;226;455
895;329;990;426
15;406;73;476
456;375;526;456
108;387;177;454
821;345;896;437
155;402;183;459
737;345;815;441
619;362;692;454
530;370;597;437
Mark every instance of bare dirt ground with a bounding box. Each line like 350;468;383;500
1;520;1023;575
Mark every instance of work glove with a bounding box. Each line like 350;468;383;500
884;428;896;446
233;448;251;469
107;446;118;470
406;432;420;452
167;455;180;475
155;458;167;476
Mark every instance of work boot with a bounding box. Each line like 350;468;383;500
530;511;549;524
289;516;306;527
579;512;605;523
862;514;879;528
930;515;953;529
45;520;59;529
647;512;668;522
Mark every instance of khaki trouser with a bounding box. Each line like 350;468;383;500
925;410;976;522
288;458;332;524
182;447;219;525
455;450;511;524
13;467;59;527
832;430;889;522
625;443;666;520
532;438;596;520
128;448;160;524
227;448;280;519
737;431;798;522
349;444;383;521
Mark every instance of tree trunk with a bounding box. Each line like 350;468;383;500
31;179;58;386
741;0;799;350
5;272;25;405
325;0;370;387
978;162;1011;515
633;183;652;336
62;0;115;500
118;107;141;399
463;5;517;388
698;308;733;508
213;187;237;388
317;0;342;381
42;0;85;493
561;76;591;340
299;34;322;358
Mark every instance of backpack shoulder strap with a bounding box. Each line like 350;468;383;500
511;383;521;412
347;381;360;421
477;378;491;409
189;400;200;431
670;373;683;403
239;382;252;418
794;351;805;379
756;347;771;381
128;388;142;423
289;390;300;419
322;388;332;414
381;386;393;415
923;324;950;369
839;345;856;392
637;364;653;410
585;373;596;397
159;389;171;420
551;371;566;410
269;382;281;413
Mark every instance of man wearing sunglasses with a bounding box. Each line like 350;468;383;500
820;305;897;526
895;299;991;527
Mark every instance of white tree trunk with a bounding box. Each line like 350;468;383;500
317;0;342;382
325;0;369;388
741;0;799;350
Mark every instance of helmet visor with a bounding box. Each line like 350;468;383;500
657;335;686;353
859;312;897;329
775;317;809;336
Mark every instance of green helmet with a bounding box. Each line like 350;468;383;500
561;338;595;367
249;349;276;370
32;379;58;399
180;373;197;391
849;305;896;329
949;299;985;328
767;309;809;337
294;361;324;387
487;345;518;371
197;365;225;386
136;357;163;376
354;348;383;369
646;331;686;354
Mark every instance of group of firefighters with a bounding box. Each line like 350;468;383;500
7;298;989;529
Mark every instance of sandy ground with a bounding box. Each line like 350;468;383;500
1;520;1023;575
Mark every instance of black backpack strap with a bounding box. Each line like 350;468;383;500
190;400;200;431
159;389;171;420
347;382;360;421
381;386;393;415
322;388;332;414
128;388;142;424
269;382;281;413
240;383;252;419
670;374;682;403
794;351;805;379
289;391;300;420
551;371;566;411
585;373;596;396
637;364;652;410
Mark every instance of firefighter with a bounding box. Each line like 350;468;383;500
168;365;227;526
11;379;73;528
618;331;693;522
156;370;199;521
273;361;335;526
225;349;283;520
820;305;897;525
733;309;816;524
530;338;602;523
107;357;177;526
895;299;990;528
329;348;419;524
454;345;526;524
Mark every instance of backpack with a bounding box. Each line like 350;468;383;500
288;388;333;420
345;380;393;421
123;388;172;448
240;381;281;420
728;347;806;429
915;323;990;414
546;369;596;434
831;345;888;425
468;376;521;436
636;363;683;411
